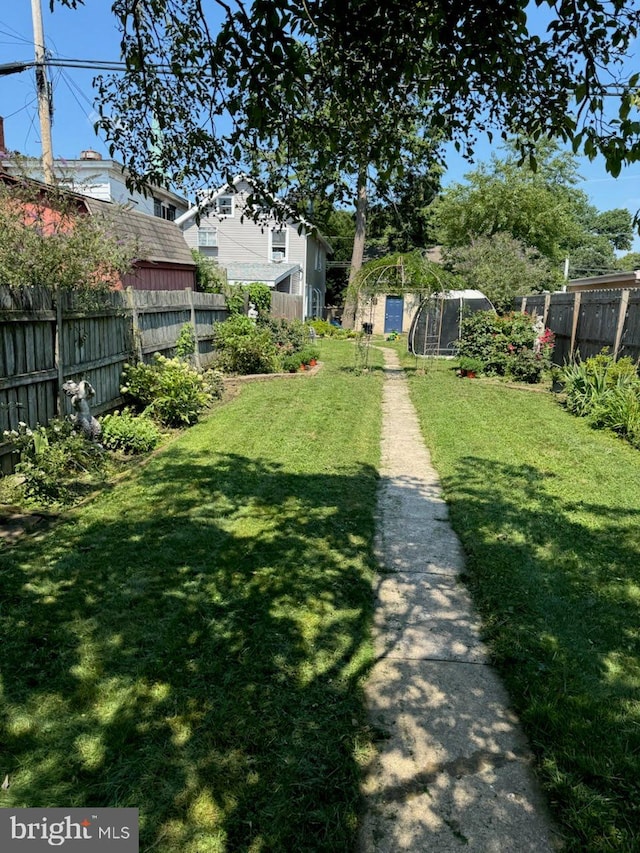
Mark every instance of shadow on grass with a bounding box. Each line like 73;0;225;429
440;455;640;849
0;450;379;852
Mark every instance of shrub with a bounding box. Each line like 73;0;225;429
213;315;280;375
306;319;333;337
457;310;553;383
100;409;161;454
191;249;227;293
4;418;106;506
282;352;306;372
121;355;212;427
203;368;225;400
175;323;196;360
280;345;321;372
246;282;272;315
297;345;321;365
259;317;309;352
562;351;640;447
305;319;348;339
225;286;247;315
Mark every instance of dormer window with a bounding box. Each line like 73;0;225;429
216;195;234;217
153;198;176;220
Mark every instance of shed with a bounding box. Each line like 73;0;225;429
408;290;494;356
84;199;197;291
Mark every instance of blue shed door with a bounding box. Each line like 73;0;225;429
384;296;404;333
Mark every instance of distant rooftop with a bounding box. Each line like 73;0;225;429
223;261;300;286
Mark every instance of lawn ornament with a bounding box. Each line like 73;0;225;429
62;379;102;441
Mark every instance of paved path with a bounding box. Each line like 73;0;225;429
358;348;561;852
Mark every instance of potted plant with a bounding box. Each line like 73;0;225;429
458;356;484;378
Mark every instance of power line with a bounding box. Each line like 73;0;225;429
0;20;32;45
2;56;639;95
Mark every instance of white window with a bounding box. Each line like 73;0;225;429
215;195;234;217
271;228;287;261
198;226;218;247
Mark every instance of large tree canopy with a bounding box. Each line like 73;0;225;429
54;0;640;206
433;141;634;272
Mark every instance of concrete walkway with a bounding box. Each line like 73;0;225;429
358;348;561;852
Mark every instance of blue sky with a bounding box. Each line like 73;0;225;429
1;1;639;249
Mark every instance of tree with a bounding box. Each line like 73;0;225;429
444;234;561;313
433;141;587;263
315;208;355;306
617;251;640;271
565;203;633;275
434;141;634;278
55;1;640;199
367;159;443;257
0;179;136;292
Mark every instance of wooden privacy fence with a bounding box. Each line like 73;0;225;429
0;286;227;473
514;289;640;365
271;290;303;321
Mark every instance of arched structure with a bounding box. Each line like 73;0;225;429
408;290;495;356
350;252;456;336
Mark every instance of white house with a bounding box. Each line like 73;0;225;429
2;150;190;222
177;176;331;319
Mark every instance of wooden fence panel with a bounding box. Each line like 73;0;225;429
192;292;227;366
574;291;621;360
515;289;640;365
0;286;232;472
271;291;303;321
618;290;640;362
58;291;133;417
0;287;57;436
132;289;192;360
545;293;576;366
517;294;547;320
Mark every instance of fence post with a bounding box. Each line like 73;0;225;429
543;292;551;326
569;291;582;360
613;289;630;361
54;290;65;415
186;288;201;370
126;286;143;362
520;296;527;314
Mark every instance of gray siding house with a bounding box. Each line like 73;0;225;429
177;176;331;319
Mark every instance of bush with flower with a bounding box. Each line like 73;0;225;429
3;418;107;505
457;310;554;384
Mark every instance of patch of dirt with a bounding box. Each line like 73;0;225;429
0;505;58;545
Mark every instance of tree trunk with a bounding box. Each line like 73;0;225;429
341;168;367;329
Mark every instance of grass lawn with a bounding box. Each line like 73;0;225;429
402;353;640;852
0;339;383;852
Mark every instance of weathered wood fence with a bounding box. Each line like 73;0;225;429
270;290;303;321
0;287;227;473
514;289;640;365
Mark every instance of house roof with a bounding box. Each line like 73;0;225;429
84;198;195;267
176;174;332;252
1;156;189;209
224;261;301;287
566;271;640;292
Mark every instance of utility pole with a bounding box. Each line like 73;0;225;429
31;0;54;183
